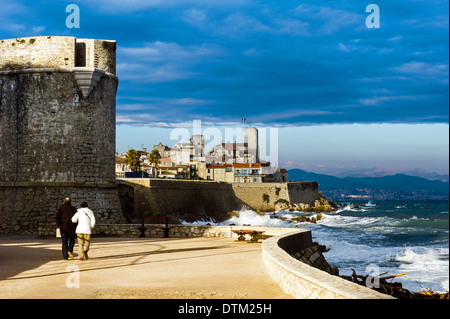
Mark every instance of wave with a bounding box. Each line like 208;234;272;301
392;247;449;292
183;204;449;293
218;210;293;228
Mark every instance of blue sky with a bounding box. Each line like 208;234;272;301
1;0;448;176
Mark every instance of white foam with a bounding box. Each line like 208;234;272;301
217;209;293;228
393;247;449;292
366;201;377;207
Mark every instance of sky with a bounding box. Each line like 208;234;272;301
1;0;448;177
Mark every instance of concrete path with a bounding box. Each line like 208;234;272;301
0;235;292;299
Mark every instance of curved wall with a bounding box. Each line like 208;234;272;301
0;36;124;234
261;231;396;299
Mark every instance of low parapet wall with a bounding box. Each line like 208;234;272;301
38;223;296;239
261;231;396;299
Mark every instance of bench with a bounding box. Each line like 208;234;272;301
137;217;172;238
232;229;265;243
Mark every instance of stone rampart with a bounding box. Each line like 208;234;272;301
117;178;244;223
117;178;332;223
232;181;324;211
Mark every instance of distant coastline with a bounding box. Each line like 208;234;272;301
288;169;449;201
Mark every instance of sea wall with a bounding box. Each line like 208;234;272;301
262;230;396;299
117;179;244;223
232;181;325;211
117;179;333;223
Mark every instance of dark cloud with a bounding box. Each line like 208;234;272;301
1;0;448;127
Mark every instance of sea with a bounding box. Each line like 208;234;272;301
185;200;449;293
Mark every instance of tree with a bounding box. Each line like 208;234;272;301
148;149;161;177
124;149;142;172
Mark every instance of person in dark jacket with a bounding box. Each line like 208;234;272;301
55;197;77;260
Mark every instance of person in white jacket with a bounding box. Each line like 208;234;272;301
71;202;96;260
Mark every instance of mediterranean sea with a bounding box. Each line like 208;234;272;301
187;200;449;293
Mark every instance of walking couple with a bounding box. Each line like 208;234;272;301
55;197;96;260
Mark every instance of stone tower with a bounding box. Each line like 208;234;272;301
191;134;205;156
244;127;259;163
0;36;125;234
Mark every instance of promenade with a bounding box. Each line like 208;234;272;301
0;235;292;299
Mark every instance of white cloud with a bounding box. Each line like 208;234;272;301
76;0;250;14
358;95;423;106
117;62;196;83
214;12;273;37
183;9;207;25
118;41;224;63
293;4;361;34
32;26;46;34
393;61;449;76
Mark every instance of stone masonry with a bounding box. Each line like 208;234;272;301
0;36;125;234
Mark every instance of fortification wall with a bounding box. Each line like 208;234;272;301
117;179;244;223
231;181;323;211
0;70;117;184
117;179;331;223
0;36;124;234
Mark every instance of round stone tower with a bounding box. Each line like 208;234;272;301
0;36;125;234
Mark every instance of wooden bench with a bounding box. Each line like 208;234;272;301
137;217;172;238
232;229;265;243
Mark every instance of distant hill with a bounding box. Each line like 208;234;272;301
288;169;449;195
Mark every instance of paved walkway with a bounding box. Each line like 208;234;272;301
0;235;292;299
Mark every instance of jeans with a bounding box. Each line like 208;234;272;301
60;230;76;259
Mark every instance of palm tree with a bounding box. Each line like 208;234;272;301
148;149;161;177
124;149;142;173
